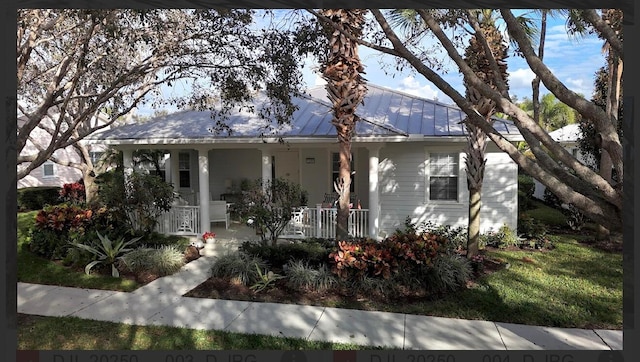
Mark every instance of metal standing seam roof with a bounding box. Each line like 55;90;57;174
548;123;582;142
91;83;522;144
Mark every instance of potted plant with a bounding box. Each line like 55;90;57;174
202;231;216;243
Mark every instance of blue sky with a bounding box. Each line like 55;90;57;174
302;11;606;105
137;10;606;116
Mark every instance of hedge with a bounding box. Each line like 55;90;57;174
18;187;61;211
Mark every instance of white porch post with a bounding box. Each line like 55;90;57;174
164;153;171;184
197;147;210;233
368;145;381;239
261;148;273;189
122;149;134;188
170;150;180;193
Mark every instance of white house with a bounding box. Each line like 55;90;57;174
89;84;523;239
17;113;110;189
532;123;592;200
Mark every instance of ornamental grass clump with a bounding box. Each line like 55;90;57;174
209;251;267;286
120;245;185;276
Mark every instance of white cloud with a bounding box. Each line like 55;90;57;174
509;68;536;89
395;76;440;101
565;77;592;98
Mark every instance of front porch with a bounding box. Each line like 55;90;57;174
120;143;383;240
155;204;370;240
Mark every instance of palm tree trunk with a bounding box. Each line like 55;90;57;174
465;121;488;258
319;9;368;240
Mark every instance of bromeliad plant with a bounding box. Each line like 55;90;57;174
250;263;285;293
69;231;141;277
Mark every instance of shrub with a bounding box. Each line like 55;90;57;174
481;224;521;249
285;260;337;291
59;182;86;205
518;175;535;213
18;186;61;211
562;204;587;231
34;203;94;232
119;245;185;276
518;213;548;241
234;177;308;246
329;232;448;281
518;174;535;197
422;221;467;253
240;239;333;269
62;246;94;268
209;251;267;286
29;204;97;259
137;232;191;251
96;169;175;234
424;254;473;293
29;228;69;260
543;188;563;209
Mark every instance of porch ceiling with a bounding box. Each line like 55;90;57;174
89;84;523;145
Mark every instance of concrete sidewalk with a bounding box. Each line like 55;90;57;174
17;228;623;350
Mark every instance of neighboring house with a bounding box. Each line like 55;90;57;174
532;123;592;200
89;84;523;239
17;113;111;189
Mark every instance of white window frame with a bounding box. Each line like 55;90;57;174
42;162;55;178
89;151;104;165
330;151;355;193
426;151;461;203
178;152;191;188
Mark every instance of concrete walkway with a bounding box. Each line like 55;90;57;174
17;224;622;350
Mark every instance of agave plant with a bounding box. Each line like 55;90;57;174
70;231;141;277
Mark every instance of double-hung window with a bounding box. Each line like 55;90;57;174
43;162;55;178
179;152;190;188
428;153;459;201
331;152;355;192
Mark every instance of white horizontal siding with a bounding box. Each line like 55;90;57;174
377;143;518;238
479;152;518;232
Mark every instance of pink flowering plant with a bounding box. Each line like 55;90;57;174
202;231;216;241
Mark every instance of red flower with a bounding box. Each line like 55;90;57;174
202;231;216;240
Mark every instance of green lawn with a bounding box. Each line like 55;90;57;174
412;234;621;329
17;203;623;351
17;314;384;350
17;210;140;291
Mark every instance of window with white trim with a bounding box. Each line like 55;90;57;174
179;152;190;188
42;162;55;177
89;151;104;165
331;152;355;192
428;153;459;201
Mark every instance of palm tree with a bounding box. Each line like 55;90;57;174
461;9;510;258
318;9;368;240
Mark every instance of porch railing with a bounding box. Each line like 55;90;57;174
156;206;200;236
281;205;369;239
156;204;369;239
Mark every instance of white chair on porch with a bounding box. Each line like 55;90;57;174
288;207;307;237
209;200;229;229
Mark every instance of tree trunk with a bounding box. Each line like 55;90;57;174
467;188;481;257
319;9;368;240
335;142;352;239
532;10;547;127
83;169;98;204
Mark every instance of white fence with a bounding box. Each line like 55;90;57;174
281;205;369;239
156;205;369;239
156;206;201;236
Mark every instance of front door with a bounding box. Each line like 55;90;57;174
274;150;299;184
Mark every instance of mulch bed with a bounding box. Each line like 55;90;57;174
182;253;513;309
